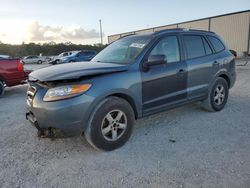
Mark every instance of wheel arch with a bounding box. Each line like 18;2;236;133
212;70;231;88
0;75;6;83
107;93;139;119
218;74;230;88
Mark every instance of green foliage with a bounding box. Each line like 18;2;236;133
0;42;107;57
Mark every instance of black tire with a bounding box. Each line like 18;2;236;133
55;60;59;64
0;80;5;97
202;77;229;112
37;60;42;64
85;97;135;151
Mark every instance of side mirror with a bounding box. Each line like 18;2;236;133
143;55;166;71
147;55;166;66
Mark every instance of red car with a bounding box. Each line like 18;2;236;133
0;57;30;97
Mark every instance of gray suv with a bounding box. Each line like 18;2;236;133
26;29;236;151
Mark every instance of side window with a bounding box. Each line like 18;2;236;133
207;36;225;53
150;36;180;63
202;37;213;55
183;35;206;59
77;52;84;56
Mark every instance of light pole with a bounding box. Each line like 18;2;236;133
99;19;103;45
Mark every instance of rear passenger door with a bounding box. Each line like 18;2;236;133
182;34;217;99
77;52;88;61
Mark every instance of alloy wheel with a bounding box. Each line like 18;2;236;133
214;84;225;105
101;110;127;141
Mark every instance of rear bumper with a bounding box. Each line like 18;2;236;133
229;70;236;89
6;77;27;87
5;71;30;87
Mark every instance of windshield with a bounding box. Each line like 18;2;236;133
58;52;67;57
92;36;151;64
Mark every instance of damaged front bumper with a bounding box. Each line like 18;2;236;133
26;84;95;137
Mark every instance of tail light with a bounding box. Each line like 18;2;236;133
17;60;24;71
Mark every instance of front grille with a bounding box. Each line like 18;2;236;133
27;85;37;106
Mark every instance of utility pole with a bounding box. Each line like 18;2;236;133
99;19;103;45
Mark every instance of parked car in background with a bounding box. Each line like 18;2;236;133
0;57;30;97
49;51;74;65
22;55;46;64
26;29;236;151
0;55;11;59
57;50;97;64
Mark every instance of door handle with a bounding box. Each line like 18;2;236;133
213;61;219;65
177;69;185;76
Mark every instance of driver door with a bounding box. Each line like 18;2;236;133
141;35;188;114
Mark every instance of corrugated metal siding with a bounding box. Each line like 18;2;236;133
210;12;250;56
154;24;177;32
108;35;121;43
135;28;154;34
178;19;209;30
108;11;250;55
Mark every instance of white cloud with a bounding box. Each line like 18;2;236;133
26;21;102;42
0;19;105;44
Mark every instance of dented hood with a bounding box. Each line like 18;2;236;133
29;61;128;82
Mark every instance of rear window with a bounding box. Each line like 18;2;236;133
183;35;206;59
207;36;225;53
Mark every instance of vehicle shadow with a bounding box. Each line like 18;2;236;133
23;95;246;156
30;102;204;155
1;84;28;98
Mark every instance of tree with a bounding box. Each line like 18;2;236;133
0;42;107;57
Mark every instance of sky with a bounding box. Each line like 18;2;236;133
0;0;249;45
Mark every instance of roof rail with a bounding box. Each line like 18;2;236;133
184;28;215;33
154;28;183;35
154;28;215;35
119;33;136;39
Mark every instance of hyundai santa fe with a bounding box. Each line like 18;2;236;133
26;29;236;151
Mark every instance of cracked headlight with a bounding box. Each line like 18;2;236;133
43;84;91;102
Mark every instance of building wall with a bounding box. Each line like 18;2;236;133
108;11;250;56
210;11;250;56
108;34;121;43
178;19;209;31
135;28;154;34
154;24;178;32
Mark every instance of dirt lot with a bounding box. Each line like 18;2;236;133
0;61;250;188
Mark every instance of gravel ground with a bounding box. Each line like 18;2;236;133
0;61;250;188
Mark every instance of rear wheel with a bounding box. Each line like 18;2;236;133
0;80;5;97
37;60;42;64
202;77;229;112
84;97;135;151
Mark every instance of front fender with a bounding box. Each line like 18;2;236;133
81;89;142;132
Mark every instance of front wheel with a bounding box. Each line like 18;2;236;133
84;97;135;151
0;80;5;97
202;77;229;112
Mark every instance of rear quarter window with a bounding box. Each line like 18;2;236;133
202;37;213;55
207;36;225;53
